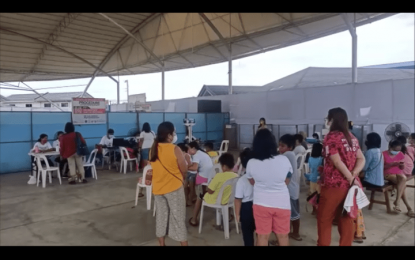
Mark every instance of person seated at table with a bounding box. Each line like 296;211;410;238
312;133;320;140
188;153;238;227
30;133;55;179
53;131;69;178
293;134;306;155
98;129;117;163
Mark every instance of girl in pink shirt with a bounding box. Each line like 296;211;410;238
397;136;415;176
383;140;414;217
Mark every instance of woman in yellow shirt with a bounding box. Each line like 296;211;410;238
149;122;188;246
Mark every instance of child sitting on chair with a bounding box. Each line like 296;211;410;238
137;168;153;198
178;143;198;206
205;142;219;163
188;153;238;227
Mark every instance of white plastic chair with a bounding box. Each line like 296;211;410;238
295;153;307;186
211;155;219;165
119;147;139;174
83;149;98;179
36;154;62;188
199;176;240;239
218;140;229;156
135;165;154;212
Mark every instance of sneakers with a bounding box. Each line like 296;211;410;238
27;176;37;185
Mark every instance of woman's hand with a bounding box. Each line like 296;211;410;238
398;162;405;170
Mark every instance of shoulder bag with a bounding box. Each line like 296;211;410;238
75;132;89;156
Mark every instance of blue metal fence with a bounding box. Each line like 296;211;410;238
0;111;229;174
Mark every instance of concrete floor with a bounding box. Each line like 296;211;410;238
1;160;414;246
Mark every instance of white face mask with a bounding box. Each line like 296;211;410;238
172;134;178;144
109;135;114;139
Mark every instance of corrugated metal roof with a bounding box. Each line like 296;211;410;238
5;92;93;102
362;61;414;69
263;67;415;90
0;13;397;82
198;85;262;96
0;95;9;101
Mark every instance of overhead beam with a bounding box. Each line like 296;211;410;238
20;13;81;82
81;13;161;97
20;82;65;112
98;13;163;66
0;27;118;83
198;13;231;53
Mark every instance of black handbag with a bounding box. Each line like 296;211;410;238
75;132;89;156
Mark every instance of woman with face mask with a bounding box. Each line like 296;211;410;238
149;121;188;246
139;123;156;167
383;139;414;217
317;107;365;246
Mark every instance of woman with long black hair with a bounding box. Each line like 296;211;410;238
317;107;365;246
149;121;188;246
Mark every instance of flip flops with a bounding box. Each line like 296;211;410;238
407;210;415;218
188;217;198;227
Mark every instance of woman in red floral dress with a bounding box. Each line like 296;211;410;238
317;108;366;246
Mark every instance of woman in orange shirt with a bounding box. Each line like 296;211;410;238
149;122;188;246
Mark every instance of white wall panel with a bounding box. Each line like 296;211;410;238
305;84;354;121
266;89;305;121
393;79;415;121
355;80;393;121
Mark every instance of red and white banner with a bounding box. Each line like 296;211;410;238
72;98;106;124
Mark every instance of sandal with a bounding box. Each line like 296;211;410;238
81;179;88;183
289;233;303;241
393;204;402;213
69;180;76;185
188;217;198;227
229;214;234;222
362;232;367;240
353;237;364;244
269;240;279;246
138;193;144;198
407;210;415;218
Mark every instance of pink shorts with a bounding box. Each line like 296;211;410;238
253;204;291;235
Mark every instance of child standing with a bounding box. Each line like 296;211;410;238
234;148;255;246
307;143;323;215
278;134;302;242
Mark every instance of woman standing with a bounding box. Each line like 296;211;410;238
59;122;87;185
257;117;267;132
149;122;188;246
139;122;155;167
246;129;293;246
317;107;365;246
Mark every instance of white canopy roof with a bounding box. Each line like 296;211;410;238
0;13;396;82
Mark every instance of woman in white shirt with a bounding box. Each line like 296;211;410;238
139;122;155;166
246;129;293;246
30;134;55;180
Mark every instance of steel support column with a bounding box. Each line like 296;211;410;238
117;81;120;104
162;62;165;101
341;13;358;83
229;43;232;95
352;34;357;83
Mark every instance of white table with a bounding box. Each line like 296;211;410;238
28;151;60;184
